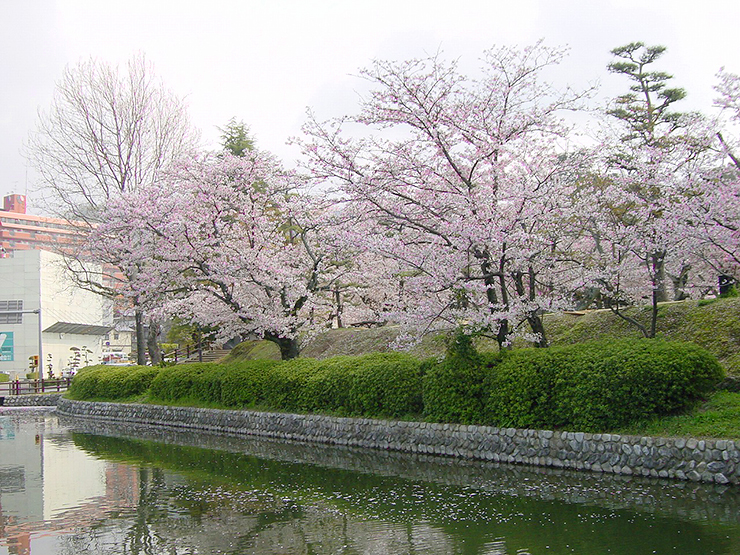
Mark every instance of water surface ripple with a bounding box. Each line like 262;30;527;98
0;407;738;554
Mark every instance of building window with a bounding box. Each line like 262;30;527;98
0;300;23;325
113;333;120;340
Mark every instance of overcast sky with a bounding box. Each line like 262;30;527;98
1;0;738;205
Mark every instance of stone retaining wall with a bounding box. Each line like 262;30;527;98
1;394;63;407
57;398;740;485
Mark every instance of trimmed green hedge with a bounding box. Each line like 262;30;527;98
68;365;161;400
149;363;230;405
148;352;425;419
423;339;723;432
66;339;724;432
486;340;724;432
422;333;496;425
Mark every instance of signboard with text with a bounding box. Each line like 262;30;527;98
0;332;14;361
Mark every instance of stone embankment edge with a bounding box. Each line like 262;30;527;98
48;397;740;485
0;393;63;406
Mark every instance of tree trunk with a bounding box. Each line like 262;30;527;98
527;315;549;348
147;319;162;365
480;256;509;351
650;289;659;339
334;288;343;328
265;333;300;360
649;250;667;338
512;269;548;348
652;251;668;303
134;307;147;365
669;264;691;301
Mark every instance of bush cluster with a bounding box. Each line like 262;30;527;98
424;339;723;431
422;333;495;424
67;339;724;432
68;364;161;400
149;352;425;418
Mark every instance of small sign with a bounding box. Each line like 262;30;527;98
0;332;13;362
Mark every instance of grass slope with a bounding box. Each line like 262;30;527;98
618;390;740;440
225;298;740;376
544;298;740;376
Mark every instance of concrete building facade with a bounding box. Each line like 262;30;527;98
0;250;109;379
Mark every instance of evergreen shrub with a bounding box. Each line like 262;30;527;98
221;359;310;409
142;353;424;418
486;339;725;432
66;339;723;433
281;353;424;417
150;363;228;404
69;365;160;400
423;333;498;424
341;353;425;417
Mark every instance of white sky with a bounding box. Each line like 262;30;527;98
1;0;738;204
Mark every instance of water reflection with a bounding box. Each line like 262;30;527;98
1;408;740;554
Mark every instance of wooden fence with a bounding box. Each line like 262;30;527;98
0;378;73;396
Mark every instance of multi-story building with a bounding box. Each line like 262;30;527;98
0;194;82;255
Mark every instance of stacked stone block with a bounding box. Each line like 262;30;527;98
56;398;740;485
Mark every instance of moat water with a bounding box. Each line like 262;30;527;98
1;407;740;554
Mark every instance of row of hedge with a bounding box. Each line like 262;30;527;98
69;353;425;419
68;338;725;432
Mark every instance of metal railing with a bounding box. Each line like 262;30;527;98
0;377;73;396
161;342;206;364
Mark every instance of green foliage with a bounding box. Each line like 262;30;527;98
423;332;495;424
618;390;740;439
75;354;425;420
222;353;426;418
219;118;254;157
68;365;161;401
304;353;425;417
607;42;687;144
220;359;301;408
486;340;724;432
230;353;425;418
0;373;9;383
67;339;724;434
26;372;39;380
542;298;740;376
719;285;738;299
149;363;228;404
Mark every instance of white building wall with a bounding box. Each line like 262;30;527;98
0;251;41;378
39;250;107;375
0;250;107;379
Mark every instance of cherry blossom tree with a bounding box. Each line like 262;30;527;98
301;44;592;348
126;150;355;359
574;135;715;336
682;69;740;287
